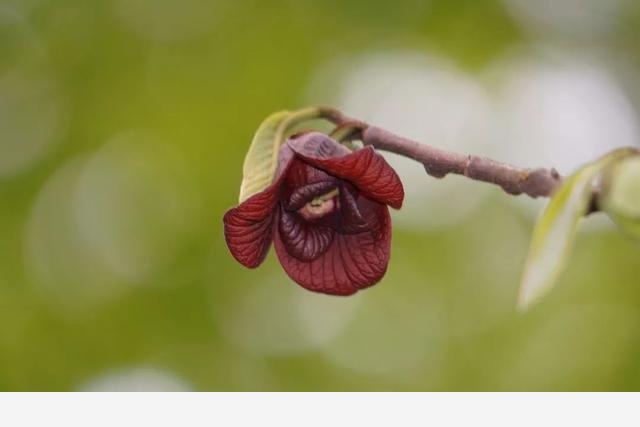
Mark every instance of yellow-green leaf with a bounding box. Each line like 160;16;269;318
518;148;638;311
239;107;322;203
238;111;290;203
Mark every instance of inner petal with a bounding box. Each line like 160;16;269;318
339;183;364;225
337;192;382;234
283;160;336;190
278;208;334;261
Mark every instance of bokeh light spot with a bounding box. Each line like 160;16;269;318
78;366;192;391
73;131;203;283
0;69;66;177
218;274;361;357
26;156;122;309
494;52;640;175
26;131;202;311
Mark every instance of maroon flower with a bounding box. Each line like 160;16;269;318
223;132;404;295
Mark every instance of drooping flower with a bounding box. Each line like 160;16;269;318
223;132;404;295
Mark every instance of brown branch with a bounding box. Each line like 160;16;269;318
319;106;563;199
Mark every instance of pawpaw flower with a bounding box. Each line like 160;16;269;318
223;132;404;295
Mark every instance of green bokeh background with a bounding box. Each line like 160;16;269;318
1;0;640;391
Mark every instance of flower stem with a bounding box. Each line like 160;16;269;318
319;106;563;199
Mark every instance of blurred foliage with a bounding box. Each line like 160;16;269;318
0;0;639;391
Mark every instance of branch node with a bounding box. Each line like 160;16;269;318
463;156;472;178
423;164;448;179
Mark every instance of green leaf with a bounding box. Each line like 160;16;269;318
601;153;640;239
329;123;363;152
518;148;638;311
239;107;322;203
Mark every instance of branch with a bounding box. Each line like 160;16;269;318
320;106;563;199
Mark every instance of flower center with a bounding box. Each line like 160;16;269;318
297;188;339;221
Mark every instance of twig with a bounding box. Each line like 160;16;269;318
319;106;563;199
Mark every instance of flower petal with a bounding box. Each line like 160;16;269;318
282;157;337;191
278;209;334;261
273;197;392;295
223;189;278;268
289;132;404;209
288;131;351;159
338;182;365;227
223;145;295;268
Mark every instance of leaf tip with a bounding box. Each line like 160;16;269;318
516;279;541;312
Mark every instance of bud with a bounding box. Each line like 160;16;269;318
601;154;640;240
